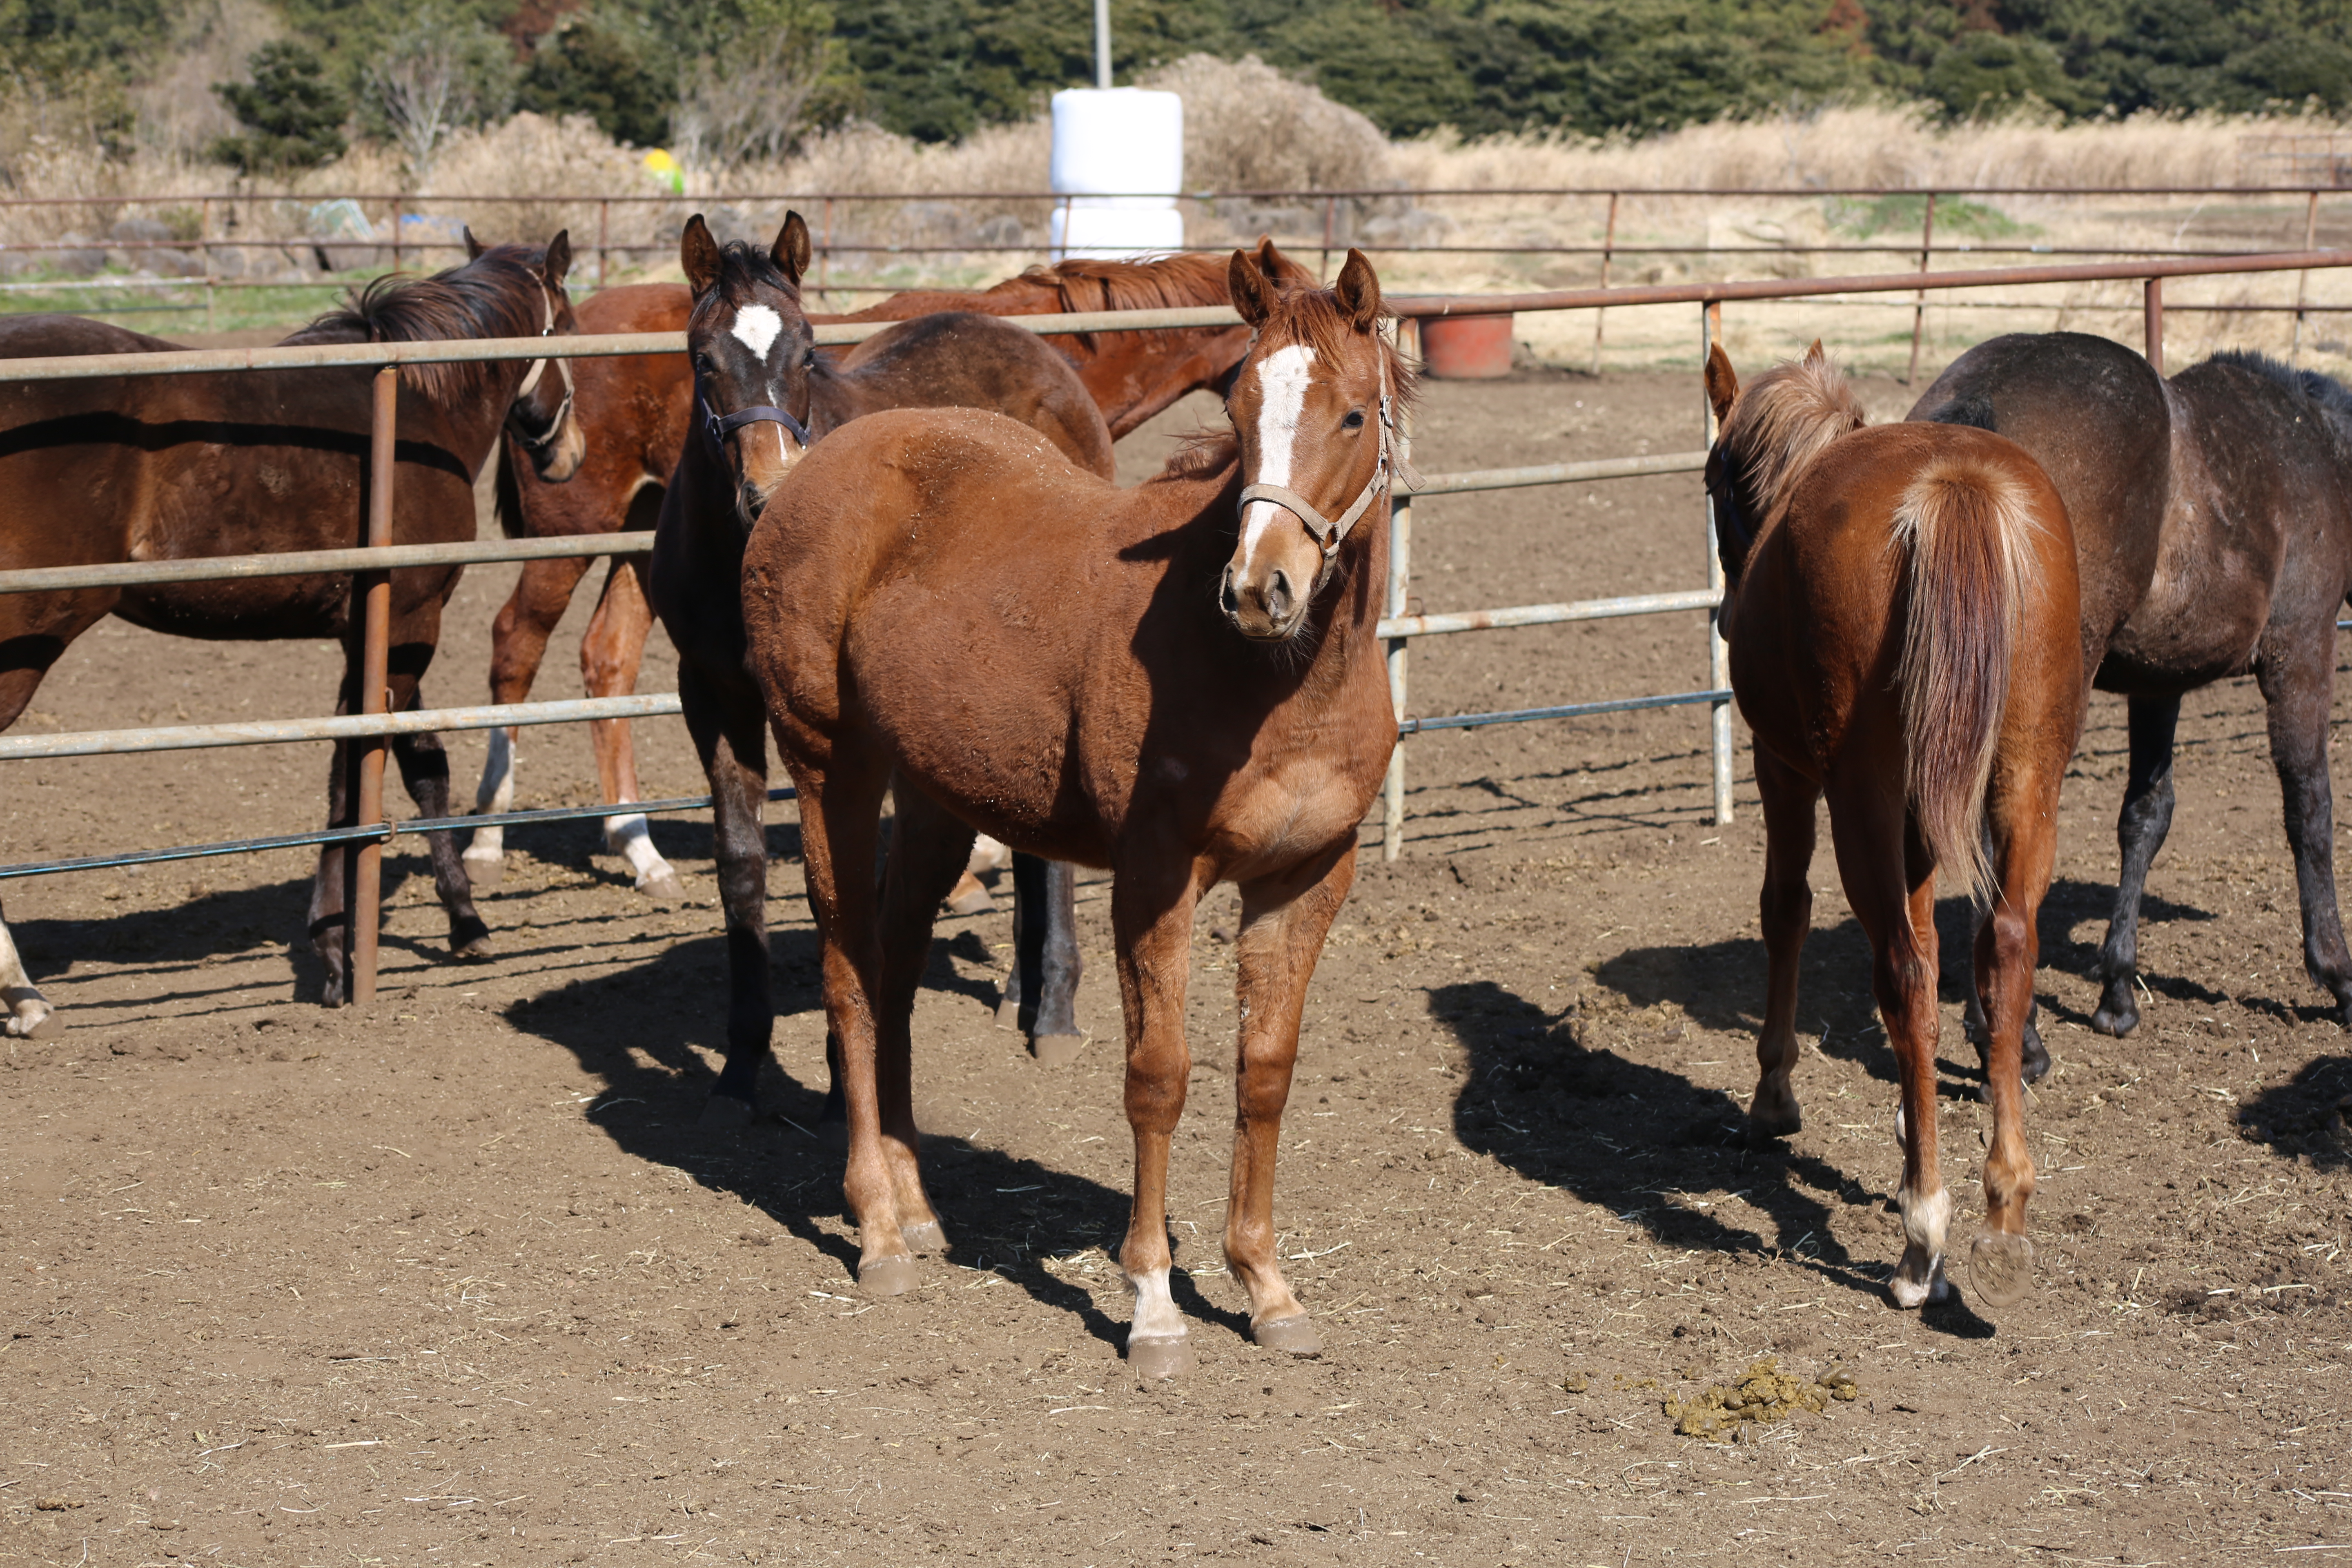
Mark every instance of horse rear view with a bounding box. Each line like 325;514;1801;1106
1706;343;2080;1311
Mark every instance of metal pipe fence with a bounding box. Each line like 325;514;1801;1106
1;245;2343;998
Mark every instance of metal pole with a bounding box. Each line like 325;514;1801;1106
820;197;833;298
1590;192;1619;374
390;196;403;273
1702;300;1733;826
1905;192;1938;385
1093;0;1112;88
2145;276;2165;375
1321;196;1336;282
2294;189;2319;359
597;198;610;291
350;365;397;1004
1383;319;1415;862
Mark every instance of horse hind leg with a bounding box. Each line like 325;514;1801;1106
2092;694;2180;1036
1964;822;2050;1087
2257;633;2352;1027
0;902;56;1039
1966;757;2058;1311
1006;853;1086;1065
874;785;975;1258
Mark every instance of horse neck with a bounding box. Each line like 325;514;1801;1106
421;360;527;482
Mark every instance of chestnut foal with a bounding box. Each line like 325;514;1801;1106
739;247;1406;1374
1707;345;2080;1310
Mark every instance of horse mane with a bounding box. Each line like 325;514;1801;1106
285;242;550;409
1152;281;1421;486
2206;348;2352;424
1720;351;1868;511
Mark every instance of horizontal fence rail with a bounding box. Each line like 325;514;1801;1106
0;694;682;761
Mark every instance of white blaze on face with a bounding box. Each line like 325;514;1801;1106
1240;344;1317;564
729;303;784;359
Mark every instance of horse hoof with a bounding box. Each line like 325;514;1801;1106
1747;1107;1801;1143
995;996;1023;1030
3;1004;58;1041
1031;1032;1087;1068
2088;1002;2138;1038
1127;1335;1192;1381
1969;1232;2035;1309
944;873;995;917
859;1254;921;1296
902;1221;949;1255
637;867;688;902
1253;1315;1321;1358
461;851;504;889
699;1092;757;1131
449;919;494;961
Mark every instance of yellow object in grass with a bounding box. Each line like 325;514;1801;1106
643;149;684;195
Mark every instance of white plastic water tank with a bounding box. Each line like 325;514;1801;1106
1049;87;1184;258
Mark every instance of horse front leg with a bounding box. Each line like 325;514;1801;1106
1224;840;1355;1358
681;662;776;1126
2092;694;2180;1036
1751;747;1820;1140
2258;633;2352;1026
0;901;56;1039
466;554;593;887
586;561;686;900
391;711;492;960
1111;854;1203;1379
308;734;358;1007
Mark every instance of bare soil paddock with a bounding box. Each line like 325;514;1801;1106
2;368;2348;1566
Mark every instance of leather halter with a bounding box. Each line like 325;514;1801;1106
506;284;575;452
701;389;813;453
1236;390;1397;566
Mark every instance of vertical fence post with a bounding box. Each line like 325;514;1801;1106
390;196;403;274
2294;189;2319;360
349;365;397;1004
1321;196;1336;281
820;197;835;299
1904;191;1938;386
597;199;610;292
1590;191;1619;375
1383;319;1415;863
1702;300;1734;827
200;196;215;334
2144;276;2165;375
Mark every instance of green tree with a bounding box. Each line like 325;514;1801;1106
210;39;350;174
518;18;673;146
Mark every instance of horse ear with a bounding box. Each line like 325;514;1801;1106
1256;236;1307;287
773;211;811;286
1229;247;1274;327
1804;339;1826;364
543;229;573;289
1705;344;1741;426
463;227;486;261
1334;248;1382;333
682;214;722;298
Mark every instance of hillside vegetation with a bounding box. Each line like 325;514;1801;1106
7;0;2352;185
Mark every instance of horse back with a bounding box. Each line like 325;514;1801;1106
831;313;1116;479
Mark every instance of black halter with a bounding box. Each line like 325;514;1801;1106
700;392;813;454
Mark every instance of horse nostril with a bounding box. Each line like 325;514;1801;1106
1219;566;1241;617
1268;570;1294;621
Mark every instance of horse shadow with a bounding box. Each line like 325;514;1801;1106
1433;976;2002;1336
500;900;1210;1353
2235;1055;2352;1172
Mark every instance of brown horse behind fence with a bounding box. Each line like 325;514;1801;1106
1706;343;2080;1311
465;241;1315;904
0;235;582;1035
737;244;1405;1375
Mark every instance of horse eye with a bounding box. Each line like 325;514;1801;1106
803;347;817;369
1342;410;1366;430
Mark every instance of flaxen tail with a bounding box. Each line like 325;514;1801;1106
1891;456;2043;902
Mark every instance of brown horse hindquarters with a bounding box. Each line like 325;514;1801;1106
831;313;1117;481
1728;418;2077;1312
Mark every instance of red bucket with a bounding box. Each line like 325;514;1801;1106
1418;312;1515;379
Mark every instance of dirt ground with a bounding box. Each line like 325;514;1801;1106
4;365;2350;1567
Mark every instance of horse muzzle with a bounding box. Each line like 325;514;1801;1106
1220;560;1308;641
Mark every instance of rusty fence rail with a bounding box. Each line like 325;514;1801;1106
2;245;2348;997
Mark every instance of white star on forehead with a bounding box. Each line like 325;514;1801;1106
730;303;784;359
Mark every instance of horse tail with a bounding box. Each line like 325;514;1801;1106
1891;452;2043;902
